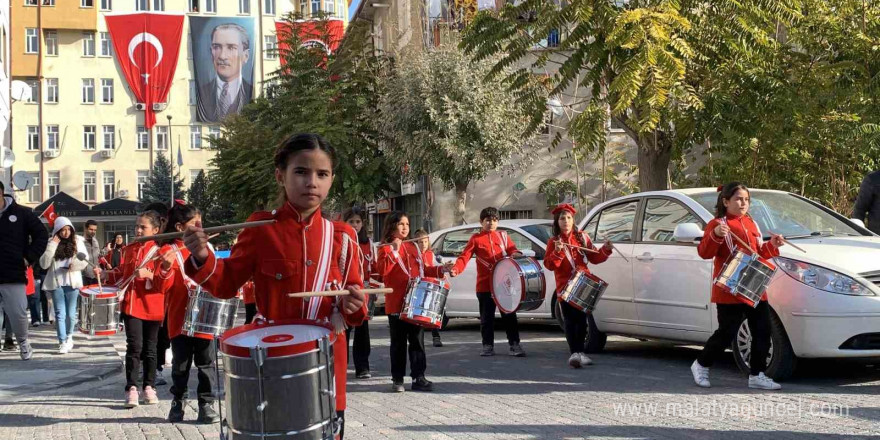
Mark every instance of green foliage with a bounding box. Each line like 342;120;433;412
141;152;185;206
538;178;578;207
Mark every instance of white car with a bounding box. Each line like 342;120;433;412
429;220;560;323
575;188;880;379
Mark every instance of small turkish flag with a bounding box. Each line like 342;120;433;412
40;202;57;228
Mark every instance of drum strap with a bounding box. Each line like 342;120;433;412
562;236;578;275
721;218;758;254
306;218;334;320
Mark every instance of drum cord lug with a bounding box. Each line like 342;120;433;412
250;345;268;439
214;339;226;440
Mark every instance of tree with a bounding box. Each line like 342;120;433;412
141;152;185;206
376;34;543;224
461;0;799;191
208;16;394;221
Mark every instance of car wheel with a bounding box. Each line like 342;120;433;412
554;298;565;330
731;309;797;381
584;313;607;353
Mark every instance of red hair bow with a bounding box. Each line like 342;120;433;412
551;203;577;216
174;199;186;206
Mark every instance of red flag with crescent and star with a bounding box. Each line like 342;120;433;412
105;13;184;129
39;202;57;229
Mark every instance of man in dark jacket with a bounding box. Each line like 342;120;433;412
853;170;880;235
0;181;48;360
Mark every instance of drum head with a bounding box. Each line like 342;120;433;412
221;320;333;358
492;259;523;313
80;285;120;299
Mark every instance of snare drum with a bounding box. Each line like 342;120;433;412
78;285;121;336
491;257;546;313
221;320;339;440
560;271;608;313
715;250;777;308
182;286;240;338
400;278;450;329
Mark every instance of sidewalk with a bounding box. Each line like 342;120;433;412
0;325;122;402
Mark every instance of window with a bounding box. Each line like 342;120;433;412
137;126;150;150
207;126;221;140
25;80;38;103
300;0;307;16
137;170;149;200
264;0;275;14
190;125;202;150
592;201;638;242
264;35;277;59
27;126;40;151
25;29;38;54
135;0;147;11
100;32;113;57
46;125;59;150
641;198;702;243
25;0;38;5
100;0;112;10
156;126;168;150
47;171;60;198
42;0;55;5
498;210;533;220
45;78;58;103
82;78;95;104
239;0;251;14
83;171;96;202
323;0;335;16
153;0;165;10
502;228;545;260
82;32;96;56
102;125;115;150
101;79;114;103
205;0;216;13
190;169;203;186
311;0;319;16
188;0;199;12
436;228;480;257
102;171;115;201
27;173;41;203
81;0;94;7
44;30;58;56
189;80;196;105
83;126;96;150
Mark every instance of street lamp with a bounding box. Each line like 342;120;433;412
167;115;174;204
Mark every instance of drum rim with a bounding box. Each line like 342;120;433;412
491;257;541;314
80;285;120;299
220;319;336;358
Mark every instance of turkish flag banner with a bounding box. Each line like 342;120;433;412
105;13;184;129
40;202;57;229
275;19;344;66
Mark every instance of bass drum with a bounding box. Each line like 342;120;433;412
491;257;546;314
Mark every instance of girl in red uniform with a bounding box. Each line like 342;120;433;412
182;133;366;439
691;182;785;390
450;207;525;357
343;207;374;379
543;204;612;368
413;229;445;347
157;202;220;424
241;279;256;324
94;208;173;408
377;212;447;392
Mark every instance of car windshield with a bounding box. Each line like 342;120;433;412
520;223;552;244
690;190;864;238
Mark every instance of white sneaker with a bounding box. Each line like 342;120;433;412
578;353;594;366
59;342;70;354
568;353;582;368
66;336;74;350
749;373;782;390
690;360;710;388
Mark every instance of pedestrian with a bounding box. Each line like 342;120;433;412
543;203;613;368
343;207;374;379
377;211;449;393
93;207;173;408
181;133;367;439
449;207;526;357
412;228;445;348
853;170;880;235
39;216;89;354
690;182;785;390
102;234;125;269
26;267;41;327
241;279;256;324
82;220;102;286
0;181;49;360
2;313;14;350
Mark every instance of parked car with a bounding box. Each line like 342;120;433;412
575;188;880;379
428;220;560;326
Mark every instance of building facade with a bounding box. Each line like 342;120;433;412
9;0;349;241
0;1;10;189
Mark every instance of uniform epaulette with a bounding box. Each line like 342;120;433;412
247;210;276;222
332;220;357;239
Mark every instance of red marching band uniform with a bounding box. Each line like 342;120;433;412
240;279;256;306
104;241;171;321
697;214;779;304
376;242;444;314
544;232;611;295
159;241;208;341
451;230;518;291
359;241;379;287
183;203;367;411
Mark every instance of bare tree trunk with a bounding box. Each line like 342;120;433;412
636;130;672;191
454;180;469;225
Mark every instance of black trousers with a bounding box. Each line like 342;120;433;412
122;314;162;390
40;289;50;322
244;303;257;324
156;318;171;370
346;320;371;374
169;335;217;405
476;292;520;346
560;300;588;354
388;314;426;382
698;301;772;376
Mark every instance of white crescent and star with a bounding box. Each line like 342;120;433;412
128;32;164;84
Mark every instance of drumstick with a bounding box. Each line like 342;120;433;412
768;231;807;254
610;244;630;263
131;219;276;243
728;231;757;254
208;233;220;240
562;243;601;254
287;288;393;298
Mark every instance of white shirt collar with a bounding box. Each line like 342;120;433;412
216;75;242;104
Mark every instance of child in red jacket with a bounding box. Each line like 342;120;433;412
413;229;447;347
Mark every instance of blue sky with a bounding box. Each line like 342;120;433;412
349;0;361;20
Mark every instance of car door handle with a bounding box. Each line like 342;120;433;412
636;253;654;261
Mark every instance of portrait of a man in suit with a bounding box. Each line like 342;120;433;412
197;23;253;123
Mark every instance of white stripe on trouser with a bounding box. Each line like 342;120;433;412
0;283;29;343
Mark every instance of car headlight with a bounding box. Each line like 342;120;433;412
776;257;875;296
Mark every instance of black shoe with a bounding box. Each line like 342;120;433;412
197;403;220;424
2;340;15;351
356;370;372;379
411;377;434;392
432;336;443;347
167;399;185;423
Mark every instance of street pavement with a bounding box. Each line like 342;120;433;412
1;317;878;439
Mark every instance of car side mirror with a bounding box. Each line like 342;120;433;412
850;218;866;229
520;249;536;258
673;223;704;243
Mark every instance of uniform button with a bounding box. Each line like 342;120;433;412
271;209;277;215
275;273;282;280
306;260;313;266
